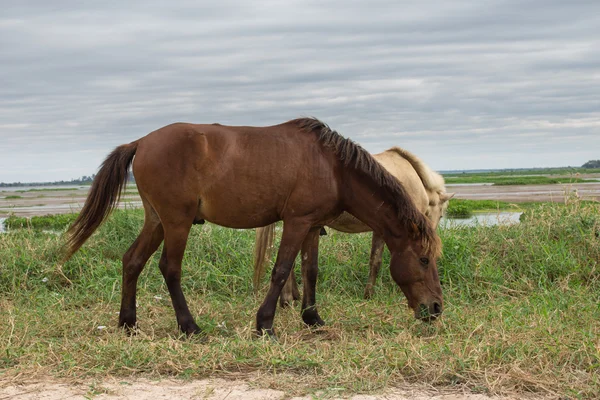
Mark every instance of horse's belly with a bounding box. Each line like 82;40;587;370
327;212;372;233
196;197;279;229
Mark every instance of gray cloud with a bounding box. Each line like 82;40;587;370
1;0;599;181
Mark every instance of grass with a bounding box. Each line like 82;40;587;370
0;201;599;398
445;199;533;218
3;195;22;200
4;213;78;230
445;203;473;218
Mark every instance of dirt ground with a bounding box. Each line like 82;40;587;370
0;377;554;400
0;186;141;218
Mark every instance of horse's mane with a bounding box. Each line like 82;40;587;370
292;117;441;257
384;147;446;193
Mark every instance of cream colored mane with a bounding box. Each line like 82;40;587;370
385;147;446;193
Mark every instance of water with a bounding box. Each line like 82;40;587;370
0;218;5;233
441;212;522;227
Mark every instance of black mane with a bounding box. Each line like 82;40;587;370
292;117;441;256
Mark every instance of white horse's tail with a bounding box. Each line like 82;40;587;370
253;224;276;293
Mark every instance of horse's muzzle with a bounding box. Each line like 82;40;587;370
417;302;442;322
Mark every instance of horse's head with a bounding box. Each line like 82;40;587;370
389;229;443;322
425;191;455;228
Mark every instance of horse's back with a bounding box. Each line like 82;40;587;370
132;122;340;229
372;150;429;212
376;147;451;226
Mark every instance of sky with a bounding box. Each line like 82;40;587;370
1;0;599;183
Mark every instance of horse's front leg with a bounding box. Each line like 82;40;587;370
364;232;385;299
256;220;311;338
300;227;325;327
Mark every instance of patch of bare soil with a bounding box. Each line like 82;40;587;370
0;378;553;400
0;186;139;218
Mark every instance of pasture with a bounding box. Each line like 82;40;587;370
0;199;598;398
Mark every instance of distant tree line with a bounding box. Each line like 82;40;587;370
0;175;95;187
0;172;136;187
582;160;600;168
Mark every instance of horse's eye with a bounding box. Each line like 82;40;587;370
419;257;429;266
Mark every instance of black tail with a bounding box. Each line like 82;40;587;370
63;141;138;261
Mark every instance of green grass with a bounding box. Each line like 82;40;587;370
445;203;473;218
1;202;599;398
445;199;533;218
3;195;22;200
5;213;79;230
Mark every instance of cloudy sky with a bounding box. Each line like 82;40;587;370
1;0;599;182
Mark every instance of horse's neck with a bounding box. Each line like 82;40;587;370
339;170;404;248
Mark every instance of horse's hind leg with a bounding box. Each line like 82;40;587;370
119;208;164;330
300;227;325;327
158;220;201;335
364;232;385;299
279;266;300;308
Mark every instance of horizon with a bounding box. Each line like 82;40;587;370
1;164;597;186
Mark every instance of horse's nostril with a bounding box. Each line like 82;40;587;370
433;302;442;315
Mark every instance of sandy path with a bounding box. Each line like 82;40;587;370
0;378;551;400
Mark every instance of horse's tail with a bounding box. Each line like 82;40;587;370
253;224;276;293
63;141;139;261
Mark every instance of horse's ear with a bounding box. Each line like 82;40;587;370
440;192;455;203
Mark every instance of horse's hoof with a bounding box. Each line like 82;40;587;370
118;319;138;335
118;312;137;329
180;322;202;336
363;287;374;299
254;328;278;341
304;317;325;328
302;309;325;327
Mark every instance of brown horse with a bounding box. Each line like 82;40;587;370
253;147;453;304
64;118;442;337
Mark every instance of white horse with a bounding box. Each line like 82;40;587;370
253;147;454;304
